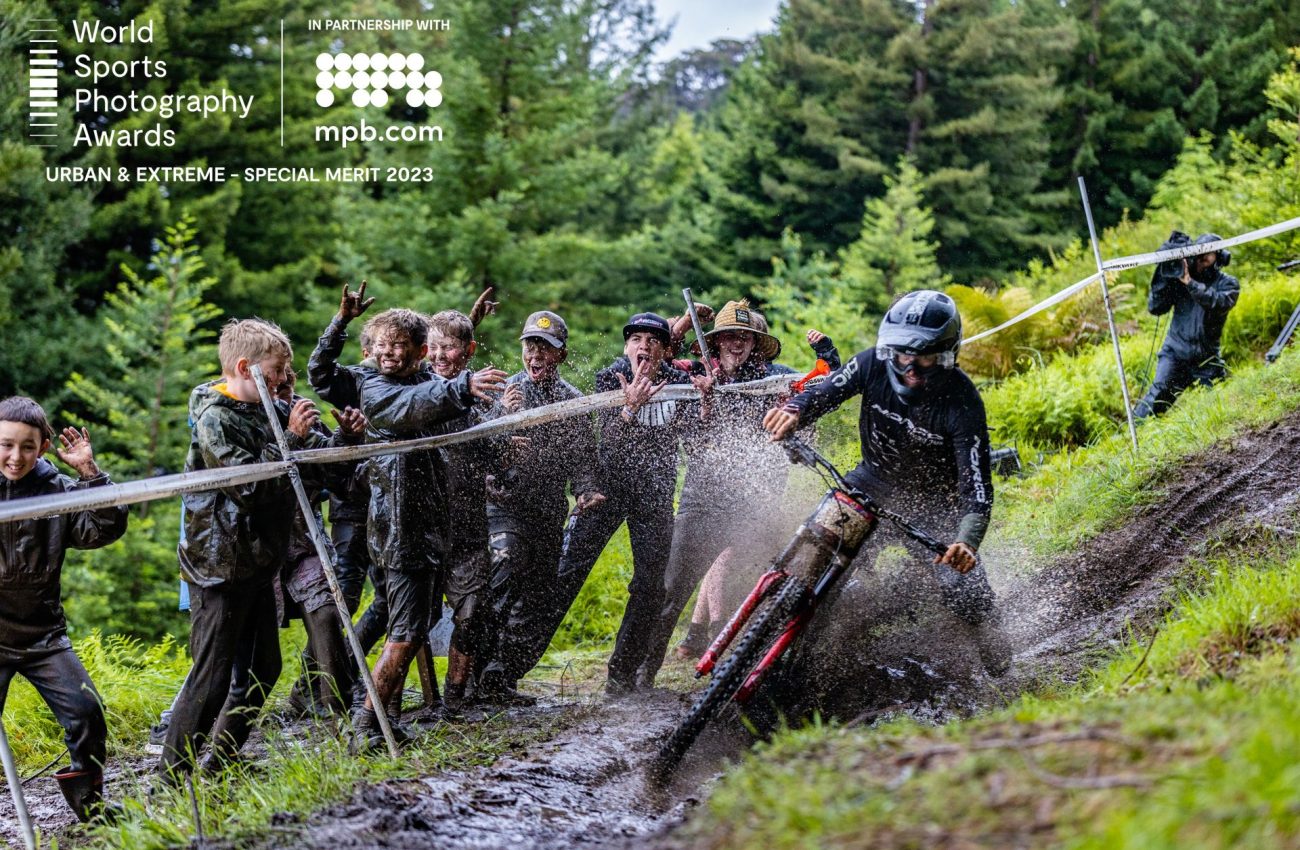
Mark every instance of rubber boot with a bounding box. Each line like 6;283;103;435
54;768;118;824
443;649;473;717
475;668;537;707
348;707;384;755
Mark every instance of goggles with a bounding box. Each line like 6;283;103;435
875;345;955;372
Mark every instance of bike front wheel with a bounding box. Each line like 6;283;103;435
650;575;809;783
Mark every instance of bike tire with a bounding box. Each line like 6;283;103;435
650;575;808;783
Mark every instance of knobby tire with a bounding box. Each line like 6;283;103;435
651;575;808;783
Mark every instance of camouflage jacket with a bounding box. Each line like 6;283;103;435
178;380;329;588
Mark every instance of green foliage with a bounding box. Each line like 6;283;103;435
838;157;949;316
64;217;220;478
62;500;187;643
550;523;633;652
992;349;1300;555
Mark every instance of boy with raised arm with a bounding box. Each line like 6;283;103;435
352;309;506;749
0;398;128;822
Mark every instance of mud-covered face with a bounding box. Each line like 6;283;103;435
624;331;666;372
428;331;473;379
714;330;756;375
0;421;49;482
372;329;427;377
522;338;566;382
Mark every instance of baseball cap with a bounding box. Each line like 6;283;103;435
520;310;568;348
622;312;671;345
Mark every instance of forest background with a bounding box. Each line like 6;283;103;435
3;0;1300;643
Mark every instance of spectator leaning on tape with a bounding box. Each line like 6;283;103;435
1134;232;1240;419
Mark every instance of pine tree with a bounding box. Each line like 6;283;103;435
704;0;916;288
64;216;220;479
899;0;1075;281
839;158;949;316
0;3;97;400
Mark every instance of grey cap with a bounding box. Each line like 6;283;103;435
521;310;568;348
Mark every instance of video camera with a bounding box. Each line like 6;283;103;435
1157;231;1193;279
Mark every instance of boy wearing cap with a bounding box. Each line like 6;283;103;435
476;311;604;703
548;312;706;696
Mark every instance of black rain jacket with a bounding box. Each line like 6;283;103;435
0;460;128;661
179;381;327;589
594;356;694;503
486;372;600;527
360;368;474;572
1148;267;1240;363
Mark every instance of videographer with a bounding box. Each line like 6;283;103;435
1134;232;1239;419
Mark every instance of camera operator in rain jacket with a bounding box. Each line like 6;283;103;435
1134;232;1240;418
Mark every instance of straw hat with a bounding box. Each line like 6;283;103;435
693;299;782;361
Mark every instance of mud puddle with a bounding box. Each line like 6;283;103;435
246;689;720;850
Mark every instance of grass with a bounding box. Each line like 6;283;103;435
990;348;1300;557
683;540;1300;850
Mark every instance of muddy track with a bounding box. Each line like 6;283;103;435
6;412;1300;850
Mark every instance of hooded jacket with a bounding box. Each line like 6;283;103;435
360;367;474;572
178;381;323;588
0;460;128;661
1148;266;1240;363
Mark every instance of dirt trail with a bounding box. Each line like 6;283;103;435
6;413;1300;850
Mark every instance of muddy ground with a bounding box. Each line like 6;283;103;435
6;411;1300;850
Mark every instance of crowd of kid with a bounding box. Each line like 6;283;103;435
0;285;842;823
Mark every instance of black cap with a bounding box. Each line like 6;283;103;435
623;312;671;345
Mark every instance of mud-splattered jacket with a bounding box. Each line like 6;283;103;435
307;318;373;525
594;356;694;503
486;372;600;525
0;460;128;662
361;368;474;572
785;349;993;549
179;381;328;589
1148;267;1240;364
432;382;507;548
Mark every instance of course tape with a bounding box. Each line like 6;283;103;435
0;374;793;525
964;214;1300;346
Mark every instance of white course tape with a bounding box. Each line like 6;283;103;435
1103;216;1300;272
965;214;1300;346
0;374;795;525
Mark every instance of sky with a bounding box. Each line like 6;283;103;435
651;0;783;63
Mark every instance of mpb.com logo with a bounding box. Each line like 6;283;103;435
313;50;443;147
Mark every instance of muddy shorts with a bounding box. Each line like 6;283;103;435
283;554;335;615
384;568;434;644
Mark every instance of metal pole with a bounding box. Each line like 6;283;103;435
0;719;37;850
250;367;400;758
1079;177;1140;453
682;288;716;379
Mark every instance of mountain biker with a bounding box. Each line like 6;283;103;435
762;290;1010;676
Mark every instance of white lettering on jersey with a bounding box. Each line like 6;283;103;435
831;357;860;388
969;435;988;504
637;399;677;427
870;403;944;446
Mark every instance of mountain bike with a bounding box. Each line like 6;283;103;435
650;436;947;782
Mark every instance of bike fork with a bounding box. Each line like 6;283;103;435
696;569;787;678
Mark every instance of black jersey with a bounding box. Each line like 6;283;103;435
786;348;993;548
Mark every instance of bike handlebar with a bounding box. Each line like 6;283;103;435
781;436;948;556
